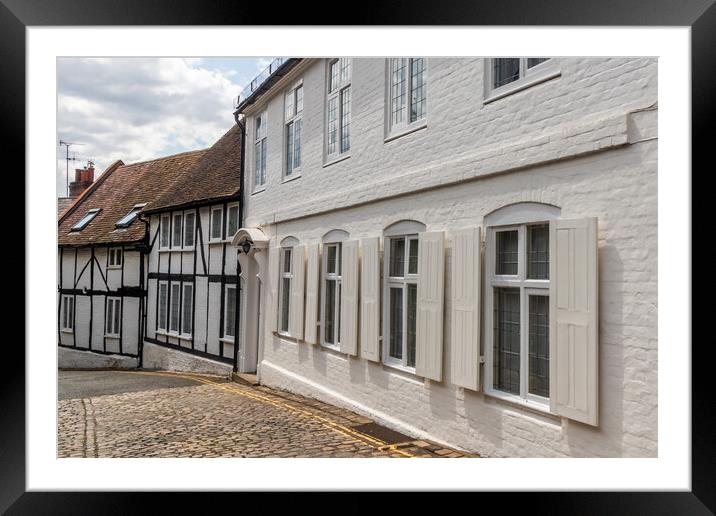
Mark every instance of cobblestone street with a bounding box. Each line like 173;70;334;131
58;370;472;458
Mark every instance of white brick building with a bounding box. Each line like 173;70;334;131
233;57;657;457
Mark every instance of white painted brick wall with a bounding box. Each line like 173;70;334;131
243;58;658;458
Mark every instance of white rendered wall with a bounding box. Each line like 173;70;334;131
243;58;658;458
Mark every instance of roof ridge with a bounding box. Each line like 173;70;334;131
121;148;208;168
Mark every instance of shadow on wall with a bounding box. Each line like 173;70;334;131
564;242;625;457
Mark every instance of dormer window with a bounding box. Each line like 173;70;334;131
70;208;100;231
115;203;147;228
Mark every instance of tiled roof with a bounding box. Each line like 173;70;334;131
57;197;75;218
58;150;206;247
145;124;242;213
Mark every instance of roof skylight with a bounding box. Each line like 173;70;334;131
70;208;101;232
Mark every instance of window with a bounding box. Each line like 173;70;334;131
183;211;195;248
224;284;238;339
108;247;122;268
321;242;342;348
210;207;223;241
105;297;122;337
158;281;168;331
284;82;303;178
326;58;351;161
181;283;193;336
61;295;74;332
71;208;100;231
115;203;146;228
172;213;183;248
487;222;551;405
278;247;293;334
226;203;239;239
384;234;420;369
254;111;267;189
486;58;558;101
160;214;170;249
169;282;181;334
388;58;426;136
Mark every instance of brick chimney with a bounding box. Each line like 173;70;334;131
69;161;95;198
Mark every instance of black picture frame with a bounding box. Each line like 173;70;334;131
4;0;711;512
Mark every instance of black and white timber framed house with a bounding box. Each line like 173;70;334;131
57;150;206;368
141;125;243;374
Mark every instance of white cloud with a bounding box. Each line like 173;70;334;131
57;57;269;197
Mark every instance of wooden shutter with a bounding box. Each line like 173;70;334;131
549;217;599;426
450;228;481;391
360;237;381;362
416;231;445;382
267;247;280;333
303;244;320;344
340;239;359;355
290;245;305;340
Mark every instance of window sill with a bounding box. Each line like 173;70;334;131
107;265;122;270
483;389;554;417
251;187;266;196
483;69;561;105
274;331;299;343
208;239;224;245
60;329;74;334
320;342;341;352
323;153;351;168
105;334;120;339
382;360;418;377
384;120;427;143
282;172;302;184
220;337;235;344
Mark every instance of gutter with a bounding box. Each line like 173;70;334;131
232;58;302;116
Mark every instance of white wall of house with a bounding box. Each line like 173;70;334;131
57;245;144;367
143;201;241;372
239;57;658;457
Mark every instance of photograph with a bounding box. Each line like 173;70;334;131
56;56;657;459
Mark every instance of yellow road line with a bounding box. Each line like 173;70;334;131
112;370;417;458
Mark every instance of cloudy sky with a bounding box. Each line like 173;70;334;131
57;57;273;198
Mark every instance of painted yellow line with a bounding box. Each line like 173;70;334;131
113;370;417;458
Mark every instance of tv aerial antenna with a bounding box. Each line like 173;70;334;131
59;140;85;197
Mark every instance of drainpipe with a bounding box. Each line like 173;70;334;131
136;211;152;369
233;111;247;373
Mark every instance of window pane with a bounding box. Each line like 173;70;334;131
496;230;518;275
493;58;521;88
528;295;550;397
260;140;266;185
285;90;294;119
225;286;236;337
286;121;294;173
170;285;180;332
527;58;549;68
340;58;351;83
106;301;113;334
326;245;337;274
391;58;407;126
182;285;193;334
410;58;426;123
255;140;264;186
527;224;549;279
211;209;222;239
184;213;195;247
329;60;339;92
406;284;417;367
493;287;521;395
337;282;342;340
295;86;303;113
340;87;351;153
63;297;68;328
327;96;337;155
293;118;302;168
227;206;238;237
324;279;336;344
389;287;403;360
172;214;182;247
68;298;73;328
281;277;291;332
159;284;167;330
389;237;405;277
114;299;121;335
408;238;418;275
161;218;170;247
283;248;292;273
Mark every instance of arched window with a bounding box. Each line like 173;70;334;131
320;230;350;349
484;202;560;406
382;220;425;370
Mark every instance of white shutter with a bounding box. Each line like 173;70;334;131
267;247;280;333
549;217;599;426
339;239;359;356
360;237;381;362
303;244;320;344
416;231;445;382
290;245;305;340
450;228;481;391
